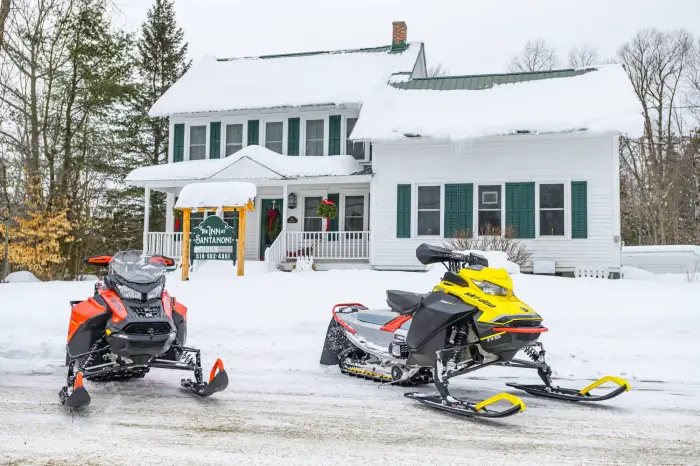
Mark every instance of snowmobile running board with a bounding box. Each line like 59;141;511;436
405;392;525;418
506;376;631;402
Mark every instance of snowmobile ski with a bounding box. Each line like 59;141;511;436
405;392;525;418
59;372;91;409
506;376;630;402
181;358;229;397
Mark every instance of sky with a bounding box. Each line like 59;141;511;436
113;0;700;75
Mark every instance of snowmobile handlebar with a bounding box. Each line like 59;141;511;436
415;244;489;271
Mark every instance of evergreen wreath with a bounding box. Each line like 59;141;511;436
317;199;338;219
264;207;282;241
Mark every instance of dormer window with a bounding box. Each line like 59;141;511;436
189;126;206;160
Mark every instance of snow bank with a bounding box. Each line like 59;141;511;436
351;65;643;141
622;244;700;274
175;182;257;209
3;271;40;283
149;43;422;116
125;144;361;184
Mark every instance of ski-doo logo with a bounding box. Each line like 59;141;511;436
464;292;496;308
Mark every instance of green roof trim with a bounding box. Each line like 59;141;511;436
391;67;597;91
217;44;413;62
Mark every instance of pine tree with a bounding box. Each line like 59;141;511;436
116;0;190;238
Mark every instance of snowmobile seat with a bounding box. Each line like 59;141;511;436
357;310;401;327
386;290;426;315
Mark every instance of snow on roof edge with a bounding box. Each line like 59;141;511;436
174;182;257;209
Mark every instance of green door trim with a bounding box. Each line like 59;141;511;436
259;198;284;260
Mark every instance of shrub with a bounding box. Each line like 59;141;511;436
443;225;533;266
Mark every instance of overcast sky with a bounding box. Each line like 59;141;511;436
114;0;700;75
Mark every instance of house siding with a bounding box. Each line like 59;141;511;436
369;133;621;272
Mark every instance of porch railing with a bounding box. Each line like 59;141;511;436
285;231;370;261
264;228;287;272
147;232;183;259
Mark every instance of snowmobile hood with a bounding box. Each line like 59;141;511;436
458;267;513;291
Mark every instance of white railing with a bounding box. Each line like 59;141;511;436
147;232;183;259
285;231;370;261
264;228;287;272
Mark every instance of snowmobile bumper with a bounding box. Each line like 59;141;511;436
507;376;630;402
405;391;525;418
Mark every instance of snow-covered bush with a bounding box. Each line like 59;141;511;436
444;225;532;266
3;271;41;283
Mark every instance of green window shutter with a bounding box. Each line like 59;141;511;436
518;182;535;238
247;120;259;145
327;193;340;232
288;118;300;156
173;124;185;162
396;184;411;238
444;184;473;238
329;116;341;155
505;182;535;238
571;181;588;239
209;122;221;159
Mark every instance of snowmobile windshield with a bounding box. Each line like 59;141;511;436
109;251;167;284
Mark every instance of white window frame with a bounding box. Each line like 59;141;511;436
185;120;209;161
535;180;571;240
224;121;245;157
340;191;369;232
304;117;326;157
301;193;326;232
475;183;505;236
343;116;368;162
414;184;443;237
263;120;285;154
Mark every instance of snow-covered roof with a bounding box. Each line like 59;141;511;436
175;182;257;209
149;43;423;117
351;65;644;141
125;145;362;185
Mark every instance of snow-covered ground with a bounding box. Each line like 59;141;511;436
1;262;699;465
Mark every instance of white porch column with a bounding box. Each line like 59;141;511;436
143;187;151;253
282;183;288;215
165;193;174;233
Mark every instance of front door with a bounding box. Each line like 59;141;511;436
259;198;284;260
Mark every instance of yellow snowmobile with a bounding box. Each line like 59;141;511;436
320;243;630;418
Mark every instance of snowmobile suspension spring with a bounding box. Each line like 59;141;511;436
446;329;468;372
523;345;540;362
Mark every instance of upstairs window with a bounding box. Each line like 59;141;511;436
478;185;501;234
225;124;243;156
265;122;283;154
189;126;206;160
306;119;324;156
346;118;365;160
539;184;565;236
417;186;441;236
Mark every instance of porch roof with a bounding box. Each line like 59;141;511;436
124;145;369;188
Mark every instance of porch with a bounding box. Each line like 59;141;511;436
145;230;370;271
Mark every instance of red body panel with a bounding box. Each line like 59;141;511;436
380;315;412;332
98;289;129;323
173;300;188;322
67;298;107;343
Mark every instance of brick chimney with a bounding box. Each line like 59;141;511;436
392;21;408;52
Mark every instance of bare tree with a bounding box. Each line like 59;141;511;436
508;39;558;72
427;63;449;77
0;0;10;50
568;44;599;68
618;28;694;244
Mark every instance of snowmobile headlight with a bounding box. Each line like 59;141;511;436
146;285;164;301
116;283;142;301
471;280;507;296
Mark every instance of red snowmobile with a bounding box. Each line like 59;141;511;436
60;250;228;408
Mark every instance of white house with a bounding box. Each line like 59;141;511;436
125;21;642;275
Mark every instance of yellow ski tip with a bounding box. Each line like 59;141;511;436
579;376;631;395
474;392;526;413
